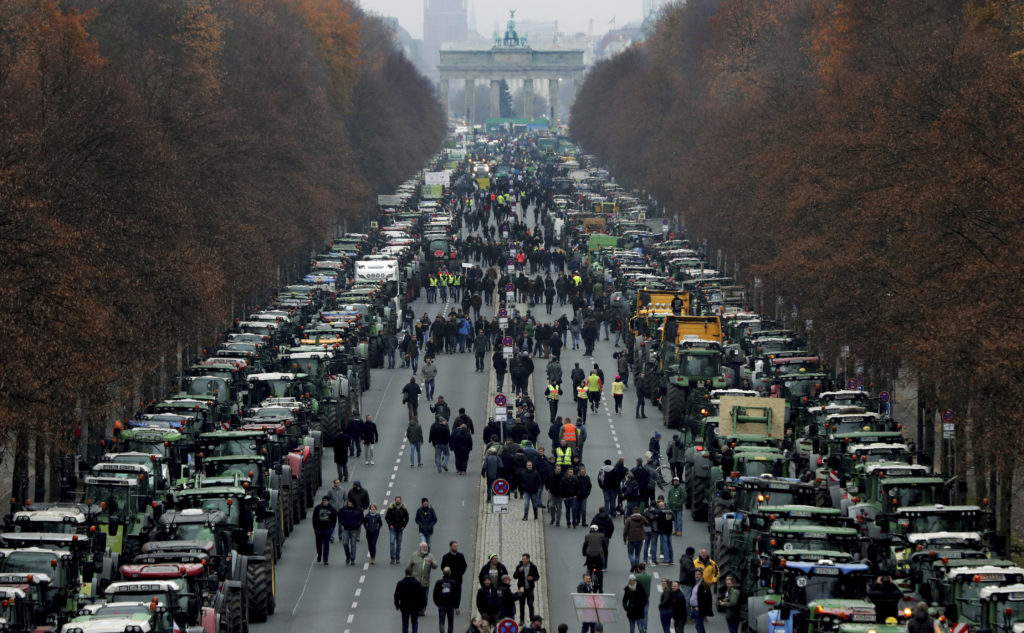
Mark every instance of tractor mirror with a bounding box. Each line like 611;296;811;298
108;520;120;536
780;605;792;621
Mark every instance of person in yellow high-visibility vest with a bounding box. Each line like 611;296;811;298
427;275;438;303
576;384;588;423
555;440;573;466
545;382;561;424
586;370;603;413
612;375;626;414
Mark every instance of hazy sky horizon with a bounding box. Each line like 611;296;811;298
357;0;646;40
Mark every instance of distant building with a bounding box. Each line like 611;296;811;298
423;0;468;74
642;0;667;19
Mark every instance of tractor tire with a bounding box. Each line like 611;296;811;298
226;587;245;633
709;497;732;534
690;475;709;521
279;487;292;537
663;385;685;429
245;542;274;623
121;537;142;565
359;362;369;390
717;546;742;600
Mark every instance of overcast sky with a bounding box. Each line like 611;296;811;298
357;0;646;40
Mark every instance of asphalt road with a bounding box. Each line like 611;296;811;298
255;206;728;633
251;290;489;633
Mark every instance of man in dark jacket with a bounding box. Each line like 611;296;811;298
395;567;425;633
429;418;451;473
513;553;541;622
347;480;370;511
476;576;501;627
452;408;475;434
868;575;902;623
559;467;580;528
347;417;363;458
432;567;461;633
482;447;504;501
415;498;438;550
546;464;564;527
450;424;473;474
429;396;452;422
362;415;379;465
497;575;518;620
402;377;422;420
493;353;507;392
691;569;714;633
333;432;351;482
385;497;410;565
440;541;468;601
339;500;364;565
312;496;337;564
520;461;544;520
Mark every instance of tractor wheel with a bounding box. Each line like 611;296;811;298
663;385;685;429
121;537;142;565
298;480;308;519
717;547;742;600
690;475;709;521
245;541;274;623
279;487;292;538
226;586;245;633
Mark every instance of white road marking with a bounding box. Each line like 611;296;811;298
290;559;317;616
351;602;358;609
355;588;361;596
347;614;354;623
359;575;366;583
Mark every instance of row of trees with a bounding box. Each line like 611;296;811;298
571;0;1024;544
0;0;444;501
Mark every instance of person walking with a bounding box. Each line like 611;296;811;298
523;614;548;633
544;381;562;424
635;563;654;632
433;567;461;633
624;508;649;572
494;352;508;392
586;370;602;412
576;465;593;526
718;575;742;633
362;415;379;465
415;498;438;550
429;417;451;472
482;447;503;501
655;500;674;565
333;432;351;482
868;575;902;623
679;547;698;621
327;479;346;542
347;480;370;512
624;574;650;633
406;335;420;372
476;576;501;627
421;358;438;401
338;499;363;565
690;569;714;633
386;496;410;564
440;541;469;611
612;375;626;414
906;602;942;633
520;460;544;520
363;503;383;565
403;376;422;420
407;417;424;467
451;422;473;475
409;542;439;616
694;548;720;588
635;372;647;418
395;566;426;633
312;496;337;565
660;579;688;633
514;553;541;623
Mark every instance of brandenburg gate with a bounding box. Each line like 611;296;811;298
438;11;586;122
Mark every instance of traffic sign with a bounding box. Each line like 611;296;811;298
507;259;515;266
492;479;510;496
847;378;860;390
942;409;956;422
879;391;890;403
502;336;514;347
494;394;507;407
942;422;955;439
498;308;508;318
497;619;518;633
662;219;668;225
506;283;515;291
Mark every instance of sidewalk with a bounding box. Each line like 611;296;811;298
473;294;550;623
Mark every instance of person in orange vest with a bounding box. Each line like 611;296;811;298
560;417;578;454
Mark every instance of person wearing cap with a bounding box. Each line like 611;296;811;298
624;573;650;633
523;614;547;633
612;375;626;414
478;553;509;588
415;498;438;551
667;476;686;536
312;496;337;565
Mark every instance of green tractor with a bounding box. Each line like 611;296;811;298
81;475;159;563
978;584;1024;633
199;454;288;559
161;482;275;624
929;565;1024;633
0;545;85;629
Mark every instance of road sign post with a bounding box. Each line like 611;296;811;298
497;619;518;633
492;479;510;562
571;593;619;625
